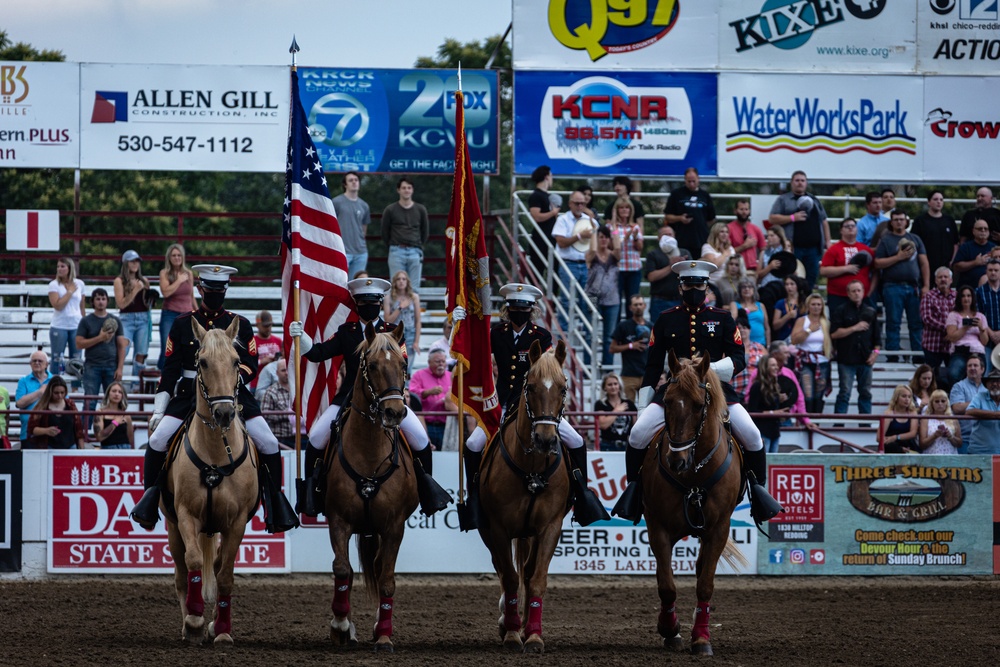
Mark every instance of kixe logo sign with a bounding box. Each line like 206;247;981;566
92;91;128;123
926;108;1000;140
729;0;886;53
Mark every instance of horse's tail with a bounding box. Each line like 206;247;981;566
199;533;219;610
356;533;380;604
720;537;750;572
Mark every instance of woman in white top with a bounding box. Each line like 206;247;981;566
700;222;735;284
47;258;85;376
789;293;832;414
918;390;962;455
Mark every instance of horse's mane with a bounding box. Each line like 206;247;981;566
199;328;238;359
356;330;406;360
670;358;727;424
528;349;565;383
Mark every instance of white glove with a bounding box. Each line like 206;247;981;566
289;321;304;337
709;357;735;383
636;386;654;410
452;306;466;322
289;321;313;354
148;391;170;433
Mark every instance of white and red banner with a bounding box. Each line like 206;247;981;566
5;210;60;251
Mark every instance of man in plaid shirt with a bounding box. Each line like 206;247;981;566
731;313;767;399
260;358;296;449
920;267;956;386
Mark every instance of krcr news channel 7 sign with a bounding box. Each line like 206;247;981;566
297;68;499;175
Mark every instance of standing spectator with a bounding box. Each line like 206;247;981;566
157;243;197;371
856;191;888;247
952;218;997;288
959;186;1000;243
729;279;769;348
732;314;768;401
908;364;939;414
920;267;957;386
965;367;1000;455
585;225;621;367
576;185;600;221
664;167;715;259
253;310;282;388
728;198;766;273
874;210;930;360
820;218;875;315
47;257;85;376
75;288;127;428
918;390;962;455
772;275;807;342
757;225;790;310
945;286;989;385
609;294;650;401
701;222;736;283
384;270;422;374
790;293;832;414
747;355;799;453
950;355;984;453
646;227;685;323
381;177;430;292
715;254;747;307
113;250;153;381
93;381;133;450
260;358;297;449
911;190;959;275
526;166;560;272
409;349;453;449
607;196;643;317
553;190;597;333
881;188;897;217
333;171;371;279
882;385;919;454
26;376;85;450
602;175;647;227
594;373;636;451
768;170;831;290
746;341;812;428
830;280;880;415
976;258;1000;371
14;351;52;444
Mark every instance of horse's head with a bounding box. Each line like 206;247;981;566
357;322;408;428
520;339;568;455
192;317;241;430
663;350;718;474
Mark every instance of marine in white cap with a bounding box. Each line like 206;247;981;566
454;282;609;529
132;264;299;534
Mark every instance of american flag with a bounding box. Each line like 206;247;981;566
281;70;353;431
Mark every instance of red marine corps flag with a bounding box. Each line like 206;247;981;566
446;86;501;474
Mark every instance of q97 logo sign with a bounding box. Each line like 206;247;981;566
299;68;498;175
548;0;681;61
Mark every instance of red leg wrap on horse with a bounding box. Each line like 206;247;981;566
524;597;543;637
214;595;232;636
504;594;521;631
658;606;679;637
331;576;351;617
375;596;394;638
186;570;204;616
692;601;711;642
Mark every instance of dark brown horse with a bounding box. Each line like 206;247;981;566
324;324;417;652
164;318;260;647
477;339;571;654
640;351;747;656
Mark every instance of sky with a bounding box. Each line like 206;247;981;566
6;0;513;68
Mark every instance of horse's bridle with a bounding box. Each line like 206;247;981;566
663;375;715;472
354;346;406;425
519;379;567;454
194;349;241;433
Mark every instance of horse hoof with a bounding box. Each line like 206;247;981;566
691;640;714;656
182;616;205;645
523;634;544;654
373;637;394;653
329;620;358;648
502;631;523;652
663;633;684;652
213;633;234;649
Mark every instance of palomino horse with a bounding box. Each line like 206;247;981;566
164;318;260;646
478;339;571;654
325;324;416;652
640;351;747;656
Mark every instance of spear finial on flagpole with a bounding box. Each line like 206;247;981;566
289;35;300;70
458;62;462;92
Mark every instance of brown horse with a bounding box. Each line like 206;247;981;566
324;323;416;652
640;351;747;656
477;339;571;654
164;317;260;646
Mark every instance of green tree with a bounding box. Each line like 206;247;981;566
0;30;65;61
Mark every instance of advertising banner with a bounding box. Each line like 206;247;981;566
718;0;916;72
79;64;288;172
5;210;61;251
0;451;23;572
922;76;1000;183
759;454;993;575
291;452;757;575
512;0;719;71
718;73;922;180
297;68;499;174
47;452;290;573
0;61;79;169
514;70;717;177
917;0;1000;74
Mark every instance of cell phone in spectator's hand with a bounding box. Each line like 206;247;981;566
963;317;976;327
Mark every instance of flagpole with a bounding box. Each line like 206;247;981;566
289;36;303;480
454;71;466;504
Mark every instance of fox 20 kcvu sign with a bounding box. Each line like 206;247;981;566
47;452;289;574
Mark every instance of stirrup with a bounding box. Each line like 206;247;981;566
571;469;610;526
747;475;783;535
295;466;326;518
611;478;644;525
457;484;481;532
130;486;162;530
414;459;452;516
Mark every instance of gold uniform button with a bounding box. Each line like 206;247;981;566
511;365;516;370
